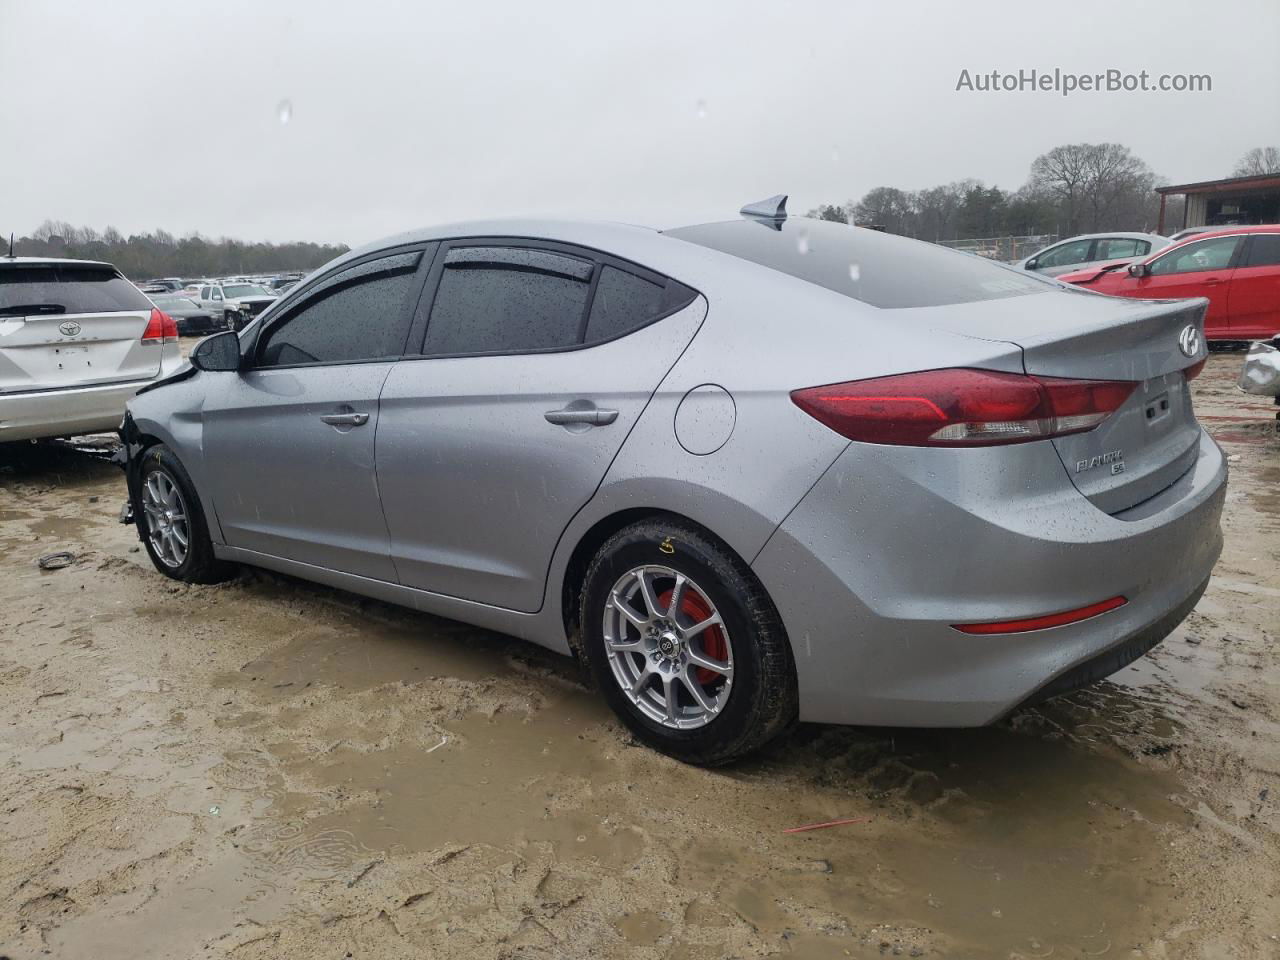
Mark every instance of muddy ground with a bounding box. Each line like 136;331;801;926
1;351;1277;959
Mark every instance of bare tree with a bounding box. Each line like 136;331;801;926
1232;146;1280;177
1030;143;1156;234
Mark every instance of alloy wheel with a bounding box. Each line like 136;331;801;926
602;564;734;729
143;469;189;569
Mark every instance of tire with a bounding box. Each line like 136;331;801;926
580;517;798;765
136;444;237;584
224;310;240;331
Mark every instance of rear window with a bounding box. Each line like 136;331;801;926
665;218;1050;309
0;263;154;315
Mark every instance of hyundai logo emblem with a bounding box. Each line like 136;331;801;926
1177;324;1201;359
58;320;82;337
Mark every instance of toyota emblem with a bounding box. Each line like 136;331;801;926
58;320;82;337
1177;324;1201;359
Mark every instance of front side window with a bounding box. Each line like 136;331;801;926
1037;239;1094;268
1148;236;1242;276
256;251;421;367
424;246;593;355
1095;238;1144;260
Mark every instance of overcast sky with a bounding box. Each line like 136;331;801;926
2;0;1277;247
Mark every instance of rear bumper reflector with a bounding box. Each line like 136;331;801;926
952;596;1127;635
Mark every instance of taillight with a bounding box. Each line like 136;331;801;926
1183;357;1207;381
141;307;178;344
791;368;1137;447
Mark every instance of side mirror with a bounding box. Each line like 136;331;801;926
1024;258;1038;271
190;331;242;372
1127;262;1149;278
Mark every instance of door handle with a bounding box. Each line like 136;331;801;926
320;412;369;426
1202;277;1224;285
544;407;618;426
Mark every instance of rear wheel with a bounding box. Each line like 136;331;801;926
224;310;240;331
580;518;797;765
137;444;236;584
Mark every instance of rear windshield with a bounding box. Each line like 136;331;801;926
665;218;1051;309
0;263;154;315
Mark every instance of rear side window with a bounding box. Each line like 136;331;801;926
666;219;1047;309
256;251;421;366
1244;234;1280;268
0;263;154;315
1095;238;1146;260
585;266;665;343
424;246;593;355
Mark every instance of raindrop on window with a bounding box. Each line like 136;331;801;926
276;99;293;125
695;98;708;120
848;263;861;281
796;229;810;255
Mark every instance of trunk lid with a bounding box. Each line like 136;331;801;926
1;262;161;394
918;289;1208;515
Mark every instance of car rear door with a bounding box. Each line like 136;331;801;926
376;241;703;612
200;247;431;581
1132;235;1244;336
0;262;160;394
1224;234;1280;338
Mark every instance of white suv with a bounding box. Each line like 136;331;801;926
1;257;184;442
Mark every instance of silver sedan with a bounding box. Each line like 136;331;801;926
119;200;1226;763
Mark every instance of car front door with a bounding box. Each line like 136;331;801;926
376;242;704;612
201;247;431;580
1132;235;1245;336
1224;234;1280;338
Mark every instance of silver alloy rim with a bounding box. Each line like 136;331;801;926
602;564;734;730
143;469;189;568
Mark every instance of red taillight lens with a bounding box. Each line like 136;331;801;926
791;368;1137;447
952;595;1127;634
141;307;178;344
1183;357;1207;381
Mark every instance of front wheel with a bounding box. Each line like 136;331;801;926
137;444;237;584
580;518;797;765
223;310;240;331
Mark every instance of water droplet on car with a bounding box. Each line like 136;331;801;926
848;263;861;281
695;98;707;119
276;99;293;125
797;230;810;255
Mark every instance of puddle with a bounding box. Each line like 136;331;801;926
257;696;640;869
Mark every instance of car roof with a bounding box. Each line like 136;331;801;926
0;256;116;268
1163;224;1280;241
1052;232;1166;242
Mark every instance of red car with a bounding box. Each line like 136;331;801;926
1057;225;1280;340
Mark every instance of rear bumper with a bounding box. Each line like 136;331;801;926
752;428;1227;726
0;377;157;442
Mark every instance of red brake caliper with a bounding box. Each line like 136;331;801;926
656;586;728;687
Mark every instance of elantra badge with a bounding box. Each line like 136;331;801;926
1076;450;1124;474
58;320;82;337
1178;324;1201;359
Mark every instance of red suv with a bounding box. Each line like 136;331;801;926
1057;225;1280;340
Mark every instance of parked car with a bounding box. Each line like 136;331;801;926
1057;225;1280;340
151;295;228;336
1238;334;1280;409
144;278;186;293
192;282;277;330
118;206;1224;764
1;257;183;442
1016;232;1170;277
